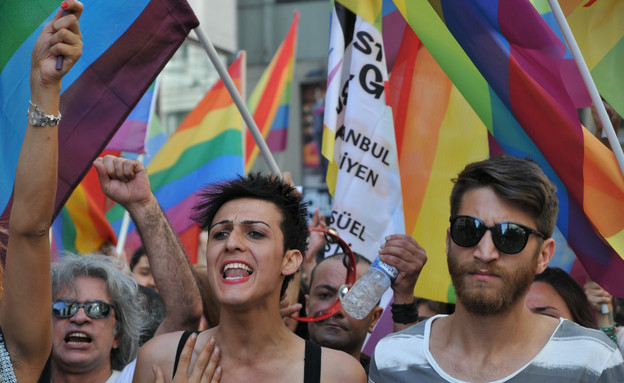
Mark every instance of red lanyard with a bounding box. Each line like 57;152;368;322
291;228;357;322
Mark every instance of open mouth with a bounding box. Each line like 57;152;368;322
222;262;253;280
65;332;92;345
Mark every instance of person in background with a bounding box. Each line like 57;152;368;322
129;246;157;292
49;254;144;382
0;1;82;381
305;235;426;376
525;266;594;328
585;279;624;355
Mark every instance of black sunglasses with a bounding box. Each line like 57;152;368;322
449;215;544;254
52;300;115;319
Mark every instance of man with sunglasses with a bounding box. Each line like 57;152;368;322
50;254;143;383
370;155;624;382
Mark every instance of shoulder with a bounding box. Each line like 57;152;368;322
534;319;624;375
133;331;188;383
375;319;427;351
321;347;366;383
370;321;430;380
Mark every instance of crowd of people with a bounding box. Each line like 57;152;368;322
2;2;624;382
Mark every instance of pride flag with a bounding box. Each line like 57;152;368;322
393;0;624;297
244;12;299;173
108;53;246;255
0;0;199;248
52;161;118;256
534;0;624;117
106;80;160;154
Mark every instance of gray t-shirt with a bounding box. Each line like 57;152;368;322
370;315;624;383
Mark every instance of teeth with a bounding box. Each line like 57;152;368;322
69;332;87;338
66;332;90;345
223;263;253;273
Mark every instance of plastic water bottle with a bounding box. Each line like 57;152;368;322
341;257;398;320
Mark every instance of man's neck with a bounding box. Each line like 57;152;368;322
428;300;560;381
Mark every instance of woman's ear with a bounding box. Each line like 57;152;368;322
282;249;303;277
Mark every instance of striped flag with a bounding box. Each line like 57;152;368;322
106;79;160;154
244;12;299;173
0;0;199;250
545;0;623;117
108;53;246;258
51;161;118;256
387;23;489;303
394;0;624;297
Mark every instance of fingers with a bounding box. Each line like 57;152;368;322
153;365;165;383
173;332;199;382
94;155;142;183
379;235;427;272
190;337;220;383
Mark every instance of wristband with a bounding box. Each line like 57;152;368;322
391;299;419;324
27;100;61;127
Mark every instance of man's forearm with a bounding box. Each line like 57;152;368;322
129;197;203;332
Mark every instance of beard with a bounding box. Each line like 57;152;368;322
448;248;538;316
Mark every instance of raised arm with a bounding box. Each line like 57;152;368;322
379;234;427;332
2;1;83;381
94;155;202;334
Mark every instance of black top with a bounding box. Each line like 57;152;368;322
173;330;322;383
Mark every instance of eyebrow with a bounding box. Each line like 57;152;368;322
530;306;558;314
312;284;338;293
209;219;271;231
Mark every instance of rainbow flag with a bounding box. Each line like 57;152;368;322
108;53;246;254
244;12;299;173
0;0;199;243
106;79;160;154
393;0;624;297
386;24;489;304
52;162;118;256
533;0;624;117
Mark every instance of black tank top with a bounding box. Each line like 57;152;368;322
173;330;322;383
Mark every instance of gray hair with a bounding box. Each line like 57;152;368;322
51;253;145;370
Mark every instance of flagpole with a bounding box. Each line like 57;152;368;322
193;26;281;176
547;0;624;177
548;0;619;315
115;154;144;258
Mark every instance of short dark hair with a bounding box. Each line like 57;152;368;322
194;173;309;297
534;267;594;328
308;252;371;288
450;155;558;238
129;246;147;272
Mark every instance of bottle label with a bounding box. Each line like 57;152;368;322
371;258;398;281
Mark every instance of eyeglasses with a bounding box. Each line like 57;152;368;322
449;215;544;254
52;300;115;319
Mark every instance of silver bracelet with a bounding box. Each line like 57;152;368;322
27;100;61;127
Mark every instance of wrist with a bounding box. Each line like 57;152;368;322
126;194;159;219
391;298;419;324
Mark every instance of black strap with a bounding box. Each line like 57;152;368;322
173;330;200;379
304;340;322;383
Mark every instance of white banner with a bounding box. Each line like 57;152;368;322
323;3;404;261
